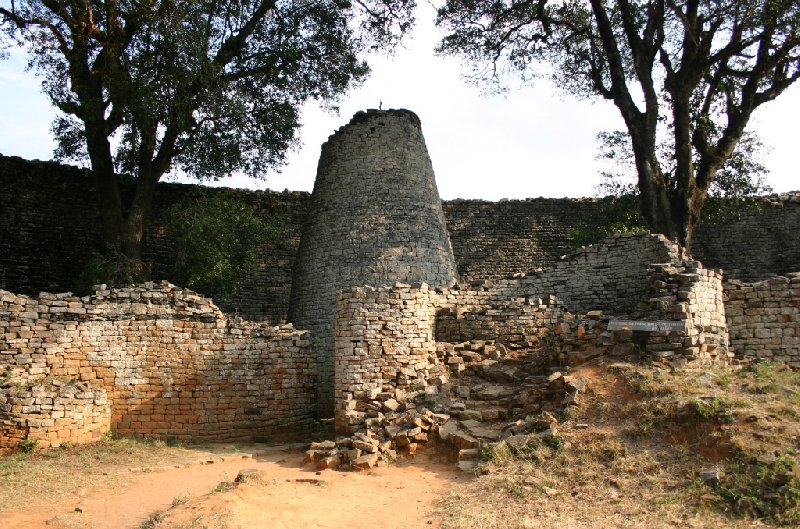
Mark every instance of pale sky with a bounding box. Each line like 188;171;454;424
1;4;797;200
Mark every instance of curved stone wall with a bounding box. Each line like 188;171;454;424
0;283;317;446
288;109;458;416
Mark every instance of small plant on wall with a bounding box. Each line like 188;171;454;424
167;191;274;304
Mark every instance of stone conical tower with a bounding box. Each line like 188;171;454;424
288;109;458;416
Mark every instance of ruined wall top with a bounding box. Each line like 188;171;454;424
327;109;422;140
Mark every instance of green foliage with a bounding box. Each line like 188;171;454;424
569;129;772;248
542;434;564;452
688;397;734;424
569;195;647;248
714;455;800;525
436;0;798;247
167;192;273;303
78;244;151;294
1;0;415;260
19;435;38;453
742;362;800;404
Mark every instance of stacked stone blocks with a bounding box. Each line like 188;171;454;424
0;380;110;451
0;282;316;449
725;274;800;366
334;232;732;440
290;109;458;416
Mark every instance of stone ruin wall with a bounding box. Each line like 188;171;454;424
334;283;439;435
334;233;732;436
724;274;800;366
444;195;800;284
0;282;316;450
434;232;681;345
0;154;307;324
2;153;798;325
288;110;458;416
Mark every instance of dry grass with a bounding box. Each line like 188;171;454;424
438;360;800;529
0;437;212;512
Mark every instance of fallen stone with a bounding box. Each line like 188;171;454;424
505;434;532;454
699;468;722;485
437;420;460;443
235;468;263;483
450;430;479;450
309;440;336;450
458;448;481;461
565;376;590;393
352;439;378;453
459;409;483;421
341;448;362;462
567;347;605;365
472;385;515;401
480;364;519;383
457;460;478;472
352;453;379;470
383;398;400;412
316;456;340;470
461;420;502;441
480;407;503;421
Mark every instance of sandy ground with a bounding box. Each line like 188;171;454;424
2;445;465;529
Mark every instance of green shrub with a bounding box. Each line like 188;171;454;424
167;191;274;303
19;435;38;453
78;243;150;294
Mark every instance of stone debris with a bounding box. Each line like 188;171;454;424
235;469;263;483
699;468;722;485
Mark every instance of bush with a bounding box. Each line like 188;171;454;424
78;243;150;293
167;191;274;303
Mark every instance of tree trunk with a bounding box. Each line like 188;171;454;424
85;124;124;250
119;170;158;263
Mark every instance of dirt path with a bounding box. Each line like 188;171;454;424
2;446;464;529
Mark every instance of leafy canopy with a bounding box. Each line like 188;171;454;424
1;0;416;179
167;191;273;302
436;0;800;248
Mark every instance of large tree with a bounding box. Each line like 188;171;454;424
436;0;800;250
1;0;415;265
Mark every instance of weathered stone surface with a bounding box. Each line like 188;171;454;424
0;283;316;449
352;453;379;470
472;386;515;401
235;469;264;483
505;435;533;454
289;110;459;416
725;277;800;367
458;448;480;461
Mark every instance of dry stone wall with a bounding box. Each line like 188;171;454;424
0;282;316;449
0;381;110;451
444;194;800;283
643;261;730;365
334;283;443;435
1;154;798;324
692;194;800;281
433;232;681;345
725;274;800;366
289;110;458;416
0;154;308;323
334;233;731;442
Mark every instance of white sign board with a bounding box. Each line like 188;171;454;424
607;319;689;332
